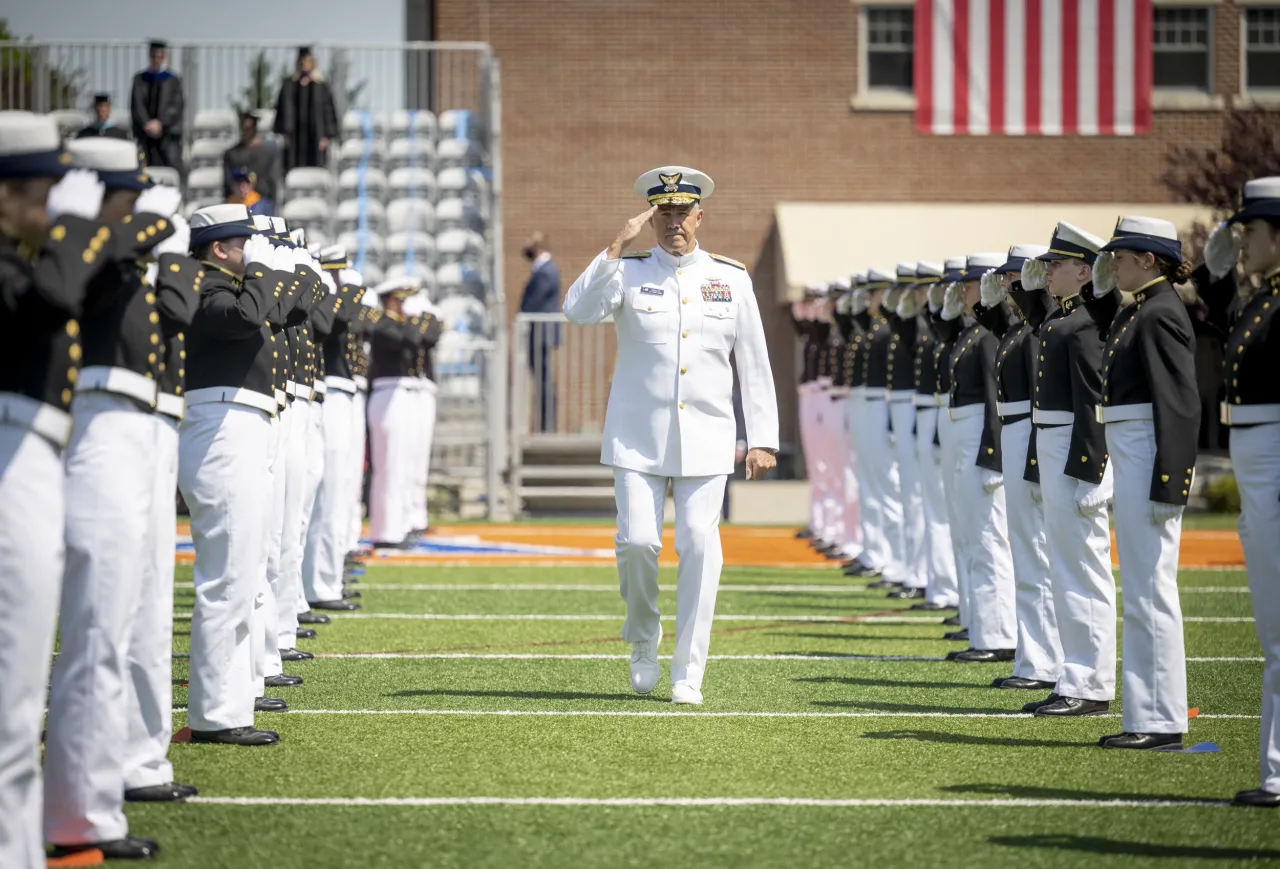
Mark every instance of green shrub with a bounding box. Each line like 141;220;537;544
1204;474;1241;513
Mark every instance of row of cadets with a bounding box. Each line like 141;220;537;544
791;283;834;544
826;276;863;563
400;283;443;542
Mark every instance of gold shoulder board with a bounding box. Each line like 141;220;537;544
708;253;746;270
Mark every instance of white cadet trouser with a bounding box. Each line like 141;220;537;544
178;402;271;732
260;405;289;680
614;468;727;692
294;396;325;620
277;398;309;645
369;382;416;544
45;393;157;844
798;385;820;535
816;392;845;546
124;413;179;791
1231;422;1280;791
836;396;862;558
304;389;355;604
890;397;925;588
0;422;64;869
347;389;368;552
1108;419;1187;734
1003;419;1061;682
408;380;438;533
948;411;1017;651
915;405;958;607
853;392;904;577
1036;423;1116;701
935;404;971;625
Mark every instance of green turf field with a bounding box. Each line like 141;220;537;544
140;560;1278;868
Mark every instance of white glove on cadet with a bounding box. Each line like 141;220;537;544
896;287;922;319
46;168;105;221
941;282;965;321
981;470;1004;494
1020;257;1048;291
979;268;1004;308
850;289;869;315
152;214;189;257
1092;251;1118;296
1151;501;1185;525
320;270;337;293
242;234;275;268
339;267;364;288
1204;221;1243;280
884;285;906;312
133;184;182;218
1074;480;1110;517
1029;482;1043;504
928;282;946;313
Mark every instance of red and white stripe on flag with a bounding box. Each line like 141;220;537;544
914;0;1153;135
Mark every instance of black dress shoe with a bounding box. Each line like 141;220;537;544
942;615;962;626
264;673;303;688
343;577;360;586
190;726;280;746
1022;693;1061;713
944;629;969;641
1234;788;1280;808
844;564;881;578
343;589;362;599
254;696;288;712
889;587;924;600
1034;696;1110;717
373;539;410;550
297;610;331;624
296;627;317;640
1099;732;1183;750
795;529;814;539
945;649;971;661
50;836;160;860
866;579;898;589
993;677;1056;690
954;648;1016;663
279;648;314;662
124;781;198;802
911;601;952;611
310;599;359;611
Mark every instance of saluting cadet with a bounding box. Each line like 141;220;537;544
938;254;1016;662
793;284;829;541
840;276;880;577
978;244;1061;690
563;166;778;704
43;140;181;862
928;258;968;623
1200;179;1280;806
803;284;841;557
0;113;110;869
1084;217;1199;750
1014;223;1114;717
341;289;379;562
885;263;926;598
401;287;443;541
828;278;863;563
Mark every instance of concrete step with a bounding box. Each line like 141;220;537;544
519;465;613;481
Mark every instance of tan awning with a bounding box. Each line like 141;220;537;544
771;201;1216;304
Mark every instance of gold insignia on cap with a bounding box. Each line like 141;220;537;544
58;152;71;166
660;172;681;192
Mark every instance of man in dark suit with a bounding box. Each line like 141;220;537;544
519;232;562;431
75;94;129;140
129;40;184;171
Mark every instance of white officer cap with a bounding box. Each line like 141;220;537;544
375;275;420;298
802;281;827;298
1038;222;1106;265
1229;177;1280;224
916;261;944;280
998;244;1049;274
0;111;70;179
319;245;350;271
865;267;895;288
852;271;867;285
896;262;917;281
962;252;1005;280
67;137;151;190
829;276;852;293
1101;215;1181;262
634;166;714;206
189;203;254;248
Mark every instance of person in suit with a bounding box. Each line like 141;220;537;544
129;40;184;172
75;94;129;140
520;231;562;431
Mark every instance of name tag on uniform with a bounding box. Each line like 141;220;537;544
701;280;732;303
639;285;664;296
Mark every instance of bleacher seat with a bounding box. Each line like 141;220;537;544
145;165;182;190
301;227;330;248
190;138;226;172
338;167;388;203
109;111;131;133
341;109;385;142
385;261;435;288
388;166;436;202
255;108;276;134
435;138;482;170
338;138;384;174
389;109;437;142
434;262;485;300
435;228;485;269
437;294;487;335
192;108;238;143
360;263;385;287
385;137;435;173
186;166;223;204
435;166;485;204
438;109;482;143
49;109;89;139
386;198;436;235
335;198;387;235
183;197;221;219
338;231;386;270
281;197;334;239
386;231;435;268
284;167;335;203
434;198;483;233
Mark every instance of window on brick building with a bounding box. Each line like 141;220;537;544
1246;8;1280;90
865;7;914;92
1152;7;1211;91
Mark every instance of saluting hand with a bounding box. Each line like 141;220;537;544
745;448;776;481
606;206;657;259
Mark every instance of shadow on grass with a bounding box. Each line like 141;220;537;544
387;689;665;703
771;650;946;661
797;675;988;691
990;835;1275;860
811;699;1019;715
863;729;1087;749
944;783;1226;804
769;633;951;643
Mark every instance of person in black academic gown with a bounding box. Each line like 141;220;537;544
129;41;184;172
273;47;339;172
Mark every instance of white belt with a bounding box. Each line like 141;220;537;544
862;387;889;403
1221;402;1280;426
1098;402;1153;424
155;392;184;419
936;394;950;408
325;375;358;394
372;376;419;391
815;376;833;388
312;380;327;396
0;392;73;448
185;386;277;416
888;389;916;403
947;403;984;421
275;389;287;408
74;365;157;406
419;377;438;395
354;375;369;391
295;383;314;401
850;386;868;399
914;393;936;408
285;381;297;397
1034;409;1075;425
998;400;1031;417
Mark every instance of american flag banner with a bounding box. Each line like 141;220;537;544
914;0;1153;135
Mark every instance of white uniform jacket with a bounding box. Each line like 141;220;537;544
563;245;779;478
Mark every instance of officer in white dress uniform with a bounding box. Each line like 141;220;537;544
0;112;111;869
563;167;779;704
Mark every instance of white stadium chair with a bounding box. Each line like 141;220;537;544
338;137;384;174
192;108;238;143
438;109;483;143
185;166;223;204
254;108;276;134
109;111;132;133
145;165;182;190
338;167;389;203
385;261;436;289
359;263;385;287
435;228;486;269
183;197;220;218
434;262;486;300
434;137;483;171
437;294;488;335
435;166;486;205
283;167;335;203
338;230;386;271
189;138;226;172
388;166;436;202
341;109;385;142
335;198;387;236
386;230;436;268
386;197;436;235
434;197;483;233
49;109;89;139
388;109;438;143
281;197;333;239
385;137;435;173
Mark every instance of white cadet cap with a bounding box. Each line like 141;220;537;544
916;261;945;280
1229;177;1280;224
634;166;714;206
1039;221;1106;264
896;262;917;280
67;137;150;190
0;111;70;179
865;267;895;288
189;203;255;247
999;244;1050;274
1101;215;1181;262
830;276;852;293
962;252;1006;280
375;275;420;298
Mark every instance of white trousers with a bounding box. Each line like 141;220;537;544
178;402;271;731
369;384;415;544
852;395;904;577
276;399;309;645
124;414;179;790
1108;419;1187;734
1002;419;1061;682
948;412;1017;650
916;407;958;607
815;393;844;546
1230;422;1280;789
45;394;157;844
304;391;355;604
294;397;325;618
798;386;821;535
614;468;727;691
935;409;971;625
260;408;289;680
347;389;369;553
1036;423;1116;701
408;382;438;532
890;400;925;588
837;397;863;558
0;424;64;869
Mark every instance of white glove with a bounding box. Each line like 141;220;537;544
133;184;182;218
884;285;906;312
981;470;1004;494
46;168;105;221
932;447;942;466
1020;257;1048;291
1074;480;1110;516
289;228;307;248
320;270;337;294
941;282;964;321
1151;501;1185;525
143;262;159;286
850;289;869;315
1030;482;1042;504
835;292;852;315
1092;251;1118;297
1204;221;1243;280
979;268;1004;307
928;282;946;313
242;234;275;268
299;249;321;274
268;243;291;272
152;214;189;257
896;288;922;319
339;267;364;288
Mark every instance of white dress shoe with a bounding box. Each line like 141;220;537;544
671;681;703;705
629;626;662;694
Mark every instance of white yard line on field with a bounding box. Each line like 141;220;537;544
170;613;1258;623
171;707;1258;720
188;795;1231;809
169;652;1264;663
352;583;1251;594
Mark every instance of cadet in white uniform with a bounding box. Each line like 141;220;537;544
563;167;779;704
